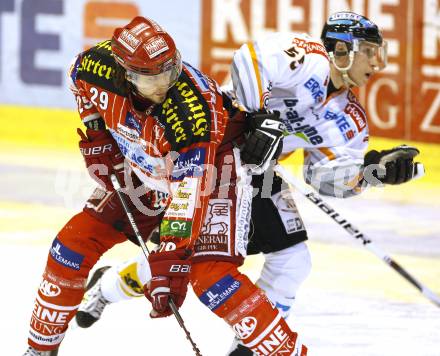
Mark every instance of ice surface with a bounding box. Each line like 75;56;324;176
2;155;439;356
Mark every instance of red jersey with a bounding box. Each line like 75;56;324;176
68;39;228;252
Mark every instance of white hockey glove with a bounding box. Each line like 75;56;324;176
363;145;423;185
241;110;284;175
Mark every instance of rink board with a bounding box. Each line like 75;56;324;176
1;0;439;143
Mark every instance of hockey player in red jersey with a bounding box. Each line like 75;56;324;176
22;16;306;356
73;11;423;356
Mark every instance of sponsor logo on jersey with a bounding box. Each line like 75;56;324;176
195;234;228;253
168;201;191;213
144;36;169;59
43;270;85;290
39;279;61;298
29;329;64;346
50;238;84;271
233;317;258;339
304;76;325;103
283;99;324;145
75;40;125;97
172;147;206;180
292;37;328;59
95;39;112;52
344;102;367;132
346;129;355;140
225;289;267;325
164;81;209;139
165;178;198;219
235;186;252;256
33;303;69;324
250;323;294;355
196;199;231;254
324;109;356;142
261;90;271;108
30;298;74;343
113;134;159;174
261;82;273;108
125;112;142;134
160;71;211;150
272;191;305;234
160;219;192;238
200;274;241;311
117;123;140;140
78;53;113;80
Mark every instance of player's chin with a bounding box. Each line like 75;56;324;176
150;93;167;103
354;75;369;87
144;93;167;104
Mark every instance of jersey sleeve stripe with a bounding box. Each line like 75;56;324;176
247;42;264;109
318;147;336;161
82;113;101;123
231;61;249;110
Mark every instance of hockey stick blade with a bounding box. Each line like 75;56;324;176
274;165;440;308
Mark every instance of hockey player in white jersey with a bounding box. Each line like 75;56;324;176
75;11;422;355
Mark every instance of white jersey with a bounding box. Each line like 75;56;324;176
228;32;369;197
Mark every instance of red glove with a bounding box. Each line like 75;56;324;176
144;249;192;318
78;128;125;191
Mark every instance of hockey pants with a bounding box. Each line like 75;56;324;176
191;260;307;355
26;211;159;351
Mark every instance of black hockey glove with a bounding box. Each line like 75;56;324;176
363;145;421;185
241;110;284;174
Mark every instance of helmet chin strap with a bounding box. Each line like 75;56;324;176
329;51;358;87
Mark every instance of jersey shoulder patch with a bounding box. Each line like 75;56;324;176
75;40;126;96
284;36;329;72
156;69;212;151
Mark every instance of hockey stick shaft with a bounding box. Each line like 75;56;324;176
274;165;440;307
110;174;203;356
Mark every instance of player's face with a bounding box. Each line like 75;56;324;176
348;41;387;86
126;69;175;103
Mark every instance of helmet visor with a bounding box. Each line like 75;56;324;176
126;66;180;100
358;40;388;71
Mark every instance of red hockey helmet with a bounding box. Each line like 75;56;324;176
111;17;182;100
112;16;181;75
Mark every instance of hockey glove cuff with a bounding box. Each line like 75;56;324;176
144;249;192;318
241;110;284;175
78;128;125;191
363;144;421;185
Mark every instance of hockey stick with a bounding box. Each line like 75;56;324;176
110;174;203;356
274;164;440;308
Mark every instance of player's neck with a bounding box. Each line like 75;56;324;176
329;65;346;89
130;90;156;114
